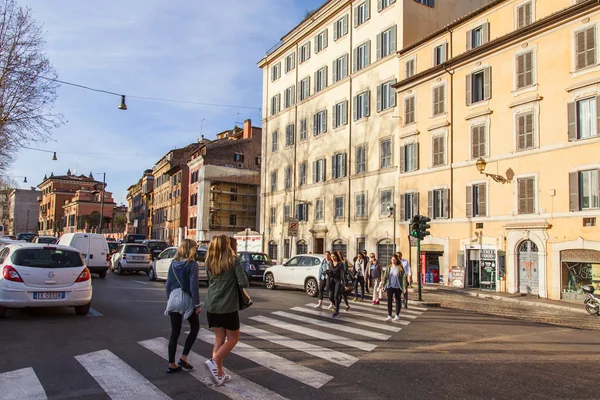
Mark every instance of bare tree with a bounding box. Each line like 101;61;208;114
0;0;62;171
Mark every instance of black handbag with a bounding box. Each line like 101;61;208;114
238;285;253;310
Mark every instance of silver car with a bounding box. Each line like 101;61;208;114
111;244;152;275
149;246;208;283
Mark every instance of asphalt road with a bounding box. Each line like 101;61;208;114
1;272;600;400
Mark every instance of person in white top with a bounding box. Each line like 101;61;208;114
397;252;412;308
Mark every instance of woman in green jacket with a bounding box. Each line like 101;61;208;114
203;235;249;386
381;255;409;322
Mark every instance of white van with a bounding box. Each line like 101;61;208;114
58;233;110;278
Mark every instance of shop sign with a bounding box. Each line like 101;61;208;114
450;266;466;288
480;249;496;261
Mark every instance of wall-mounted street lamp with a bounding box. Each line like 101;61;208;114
475;158;511;184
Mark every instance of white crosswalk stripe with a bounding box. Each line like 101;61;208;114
0;367;47;400
344;301;419;319
291;306;402;332
304;303;411;325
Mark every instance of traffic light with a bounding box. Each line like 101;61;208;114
411;215;420;238
419;216;431;239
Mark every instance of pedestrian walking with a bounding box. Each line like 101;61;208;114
382;255;409;322
397;251;412;308
327;253;345;318
315;251;333;309
164;239;201;373
203;235;250;386
369;253;382;305
335;251;351;311
352;252;366;301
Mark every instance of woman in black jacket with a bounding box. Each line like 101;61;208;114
327;253;345;318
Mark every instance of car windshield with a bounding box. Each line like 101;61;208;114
108;242;118;251
250;253;270;263
11;248;84;268
37;237;56;244
124;245;149;254
147;242;167;250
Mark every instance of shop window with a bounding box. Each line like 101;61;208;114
561;249;600;301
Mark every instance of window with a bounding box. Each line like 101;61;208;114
569;97;599;141
357;238;366;253
268;241;278;261
285;53;295;73
404;96;415;124
299;41;311;63
377;26;397;59
518;177;535;214
354;1;370;27
285;123;295;146
334;196;345;219
284;167;291;189
471;124;486;159
332;240;347;258
333;15;349;41
297;240;308;255
432;136;446;166
332;54;349;83
380;189;392;216
230;187;238;202
356;145;366;174
433;43;447;66
229;214;237;226
296;203;308;221
405;59;415;78
400;143;419;173
516;112;535;150
270;94;281;116
516;51;534;89
271;131;278;152
256;156;261;166
332;153;347;179
234;153;244;163
467;23;489;50
466;183;487;217
570;170;600;211
516;2;532;29
270;171;277;192
284;240;290;259
314;29;328;53
415;0;434;6
314;67;328;92
380;139;392;169
284;86;296;108
356;192;367;218
313;110;327;135
354;41;371;72
313;158;326;183
400;192;419;221
300;118;307;141
315;199;324;221
283;204;291;222
378;0;396;11
271;63;281;81
466;67;491;105
354;90;370;120
299;163;307;186
270;207;276;225
432;85;445;116
298;77;310;101
377;79;397;112
428;188;449;219
333;101;348;128
575;27;596;70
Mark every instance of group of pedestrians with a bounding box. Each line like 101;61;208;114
315;250;412;322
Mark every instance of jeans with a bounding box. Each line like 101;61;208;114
353;276;365;299
168;312;200;363
386;287;402;317
318;279;328;301
333;279;344;313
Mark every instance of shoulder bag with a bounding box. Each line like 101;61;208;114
235;264;253;310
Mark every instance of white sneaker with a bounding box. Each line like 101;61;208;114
393;315;400;321
327;304;334;310
204;359;219;384
385;315;392;322
314;304;322;309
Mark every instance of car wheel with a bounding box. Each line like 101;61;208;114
305;278;318;297
98;270;107;279
116;263;123;275
74;303;90;316
264;273;276;290
148;267;156;281
0;306;6;318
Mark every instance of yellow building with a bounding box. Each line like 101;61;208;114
394;0;600;301
258;0;492;265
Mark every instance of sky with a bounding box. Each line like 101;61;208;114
11;0;325;204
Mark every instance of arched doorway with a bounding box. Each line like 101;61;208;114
378;239;394;267
332;239;347;258
296;240;308;255
518;240;539;294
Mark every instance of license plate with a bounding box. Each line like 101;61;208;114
33;292;65;300
259;265;266;270
134;256;144;260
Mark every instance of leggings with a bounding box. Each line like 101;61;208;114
333;279;344;313
168;312;200;363
387;287;402;317
318;279;328;301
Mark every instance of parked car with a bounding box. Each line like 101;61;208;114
149;246;208;283
2;235;16;240
111;244;152;275
238;251;273;281
263;254;325;297
33;236;58;244
123;234;147;244
58;233;110;278
16;233;37;242
142;240;168;260
0;243;92;317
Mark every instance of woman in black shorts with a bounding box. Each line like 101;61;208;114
203;235;249;386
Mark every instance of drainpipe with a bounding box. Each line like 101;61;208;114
443;27;455;219
347;4;353;229
292;42;299;257
262;58;269;253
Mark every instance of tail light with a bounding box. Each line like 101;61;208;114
76;268;91;282
3;266;23;282
249;265;256;271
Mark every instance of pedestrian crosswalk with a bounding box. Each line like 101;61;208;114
0;300;428;399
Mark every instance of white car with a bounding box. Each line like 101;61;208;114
148;246;208;283
0;243;92;318
263;254;326;297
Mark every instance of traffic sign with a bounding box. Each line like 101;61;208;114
288;219;298;237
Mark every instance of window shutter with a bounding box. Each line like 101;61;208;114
297;81;301;101
313;114;318;135
291;86;295;105
366;0;371;20
399;145;406;173
313;71;318;92
343;101;348;125
413;142;419;171
377;0;383;11
332;60;338;83
439;85;445;113
391;25;397;52
278;63;281;79
569;171;579;211
576;30;586;70
441;42;447;63
390;79;397;107
516;54;525;88
333;20;339;40
322;110;327;133
332;155;338;179
483;67;492;100
466;74;472;106
466;186;473;217
366;40;371;65
312;161;317;183
518;178;526;214
482;22;490;44
322;159;327;181
353;95;358;121
433;86;439;115
292;53;295;69
412;192;420;217
324;66;328;87
332;105;338;128
344;15;348;35
365;90;371;117
478;184;487;217
377;84;382;112
342;153;347;177
428;190;434;218
405;61;410;78
443;189;449;218
353;47;358;73
376;33;382;60
343;54;348;78
354;6;359;27
433;136;440;165
400;194;405;221
596;96;600;136
517;5;524;29
587;27;596;67
567;102;577;141
323;29;328;48
466;30;473;51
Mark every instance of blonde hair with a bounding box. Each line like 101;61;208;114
206;235;235;276
174;239;198;262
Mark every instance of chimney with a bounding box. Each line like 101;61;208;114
243;119;252;139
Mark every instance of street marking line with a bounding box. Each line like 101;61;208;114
197;329;332;389
75;349;170;400
343;302;419;319
304;304;411;326
273;311;391;341
139;337;288;400
250;315;376;351
240;323;358;367
0;367;47;400
134;280;149;285
87;308;103;317
292;307;402;332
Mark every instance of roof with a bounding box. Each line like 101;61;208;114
38;173;102;188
